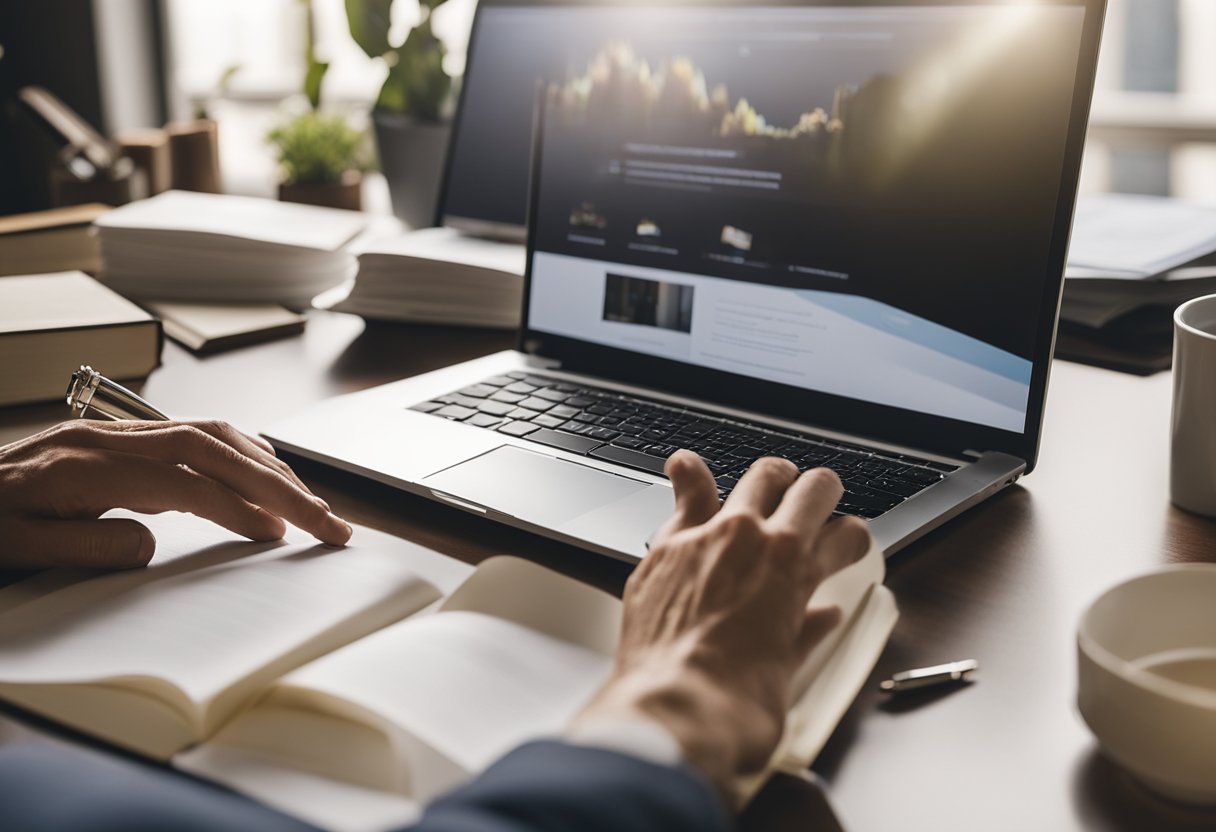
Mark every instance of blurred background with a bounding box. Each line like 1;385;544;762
0;0;1213;218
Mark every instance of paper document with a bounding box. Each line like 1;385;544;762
1067;194;1216;279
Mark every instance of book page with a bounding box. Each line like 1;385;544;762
0;511;466;755
95;190;367;252
182;557;618;810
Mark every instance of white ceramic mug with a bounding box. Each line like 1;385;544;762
1171;294;1216;517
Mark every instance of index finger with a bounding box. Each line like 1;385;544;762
650;450;720;547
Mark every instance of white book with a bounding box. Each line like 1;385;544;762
336;228;526;329
94;192;368;306
0;511;895;832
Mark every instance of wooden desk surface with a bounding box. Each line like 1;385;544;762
2;311;1214;831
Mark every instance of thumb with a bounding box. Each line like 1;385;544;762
796;604;843;658
8;517;156;569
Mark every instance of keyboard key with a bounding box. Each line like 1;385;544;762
435;404;477;420
574;412;599;424
590;444;668;475
549;405;579;419
527;427;603;454
507;407;538;420
490;390;526;404
518;397;555;412
409;401;444;413
585;426;620;441
522;376;555;388
559;421;593;435
506;371;529;379
505;381;538;394
459;384;497;398
442;394;483;409
466;413;504;429
536;388;569;403
715;475;739;491
611;436;648;450
566;396;595;407
498;420;539;437
532;414;566;429
482;375;515;387
476;400;516;417
842;488;901;511
868;477;926;498
899;468;945;485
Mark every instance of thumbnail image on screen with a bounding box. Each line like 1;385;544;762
603;274;695;333
521;4;1087;434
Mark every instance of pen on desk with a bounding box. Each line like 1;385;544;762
879;659;979;693
65;365;169;421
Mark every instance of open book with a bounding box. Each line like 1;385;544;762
0;511;895;832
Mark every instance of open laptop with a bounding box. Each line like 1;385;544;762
266;0;1105;561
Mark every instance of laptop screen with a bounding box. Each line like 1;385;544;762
521;2;1091;445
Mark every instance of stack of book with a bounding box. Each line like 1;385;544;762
0;271;161;407
335;227;526;329
0;203;110;277
1059;194;1216;373
95;191;367;308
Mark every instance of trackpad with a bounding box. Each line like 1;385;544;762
422;445;650;527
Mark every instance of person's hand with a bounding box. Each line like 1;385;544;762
0;419;352;570
572;450;870;796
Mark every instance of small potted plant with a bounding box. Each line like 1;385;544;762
267;110;371;211
346;0;453;227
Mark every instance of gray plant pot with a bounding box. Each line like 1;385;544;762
372;111;451;229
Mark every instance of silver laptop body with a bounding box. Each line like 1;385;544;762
266;0;1105;563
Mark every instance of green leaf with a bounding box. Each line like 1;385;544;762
376;19;450;119
304;58;329;110
345;0;394;58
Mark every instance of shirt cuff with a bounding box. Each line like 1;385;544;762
564;714;684;769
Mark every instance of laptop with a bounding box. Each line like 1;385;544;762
267;0;1105;561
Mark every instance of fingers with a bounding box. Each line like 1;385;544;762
651;450;720;546
71;425;350;545
719;456;799;519
5;516;156;569
803;514;872;586
74;450;292;542
796;604;843;657
85;419;314;498
767;467;845;539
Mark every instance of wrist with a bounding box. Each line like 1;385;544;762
576;658;779;796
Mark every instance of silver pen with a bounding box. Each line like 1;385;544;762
879;659;978;693
65;365;169;422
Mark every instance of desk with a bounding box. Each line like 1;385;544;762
1;311;1214;831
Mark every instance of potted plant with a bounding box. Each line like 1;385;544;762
267;110;371;211
266;4;372;211
346;0;453;228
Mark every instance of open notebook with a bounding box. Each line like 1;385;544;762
0;511;895;832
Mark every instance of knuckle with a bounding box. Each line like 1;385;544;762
717;511;764;539
767;529;804;555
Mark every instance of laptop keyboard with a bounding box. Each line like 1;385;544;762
410;371;958;519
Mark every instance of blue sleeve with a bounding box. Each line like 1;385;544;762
409;740;732;832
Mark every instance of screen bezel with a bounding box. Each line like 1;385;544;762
513;0;1106;472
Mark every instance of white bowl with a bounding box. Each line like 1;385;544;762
1077;564;1216;804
